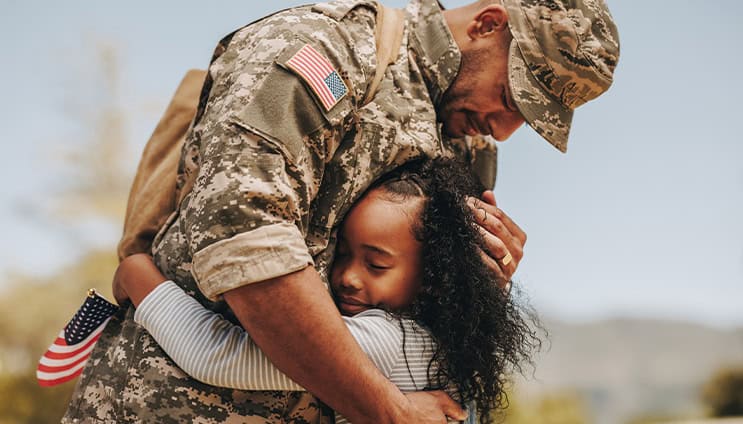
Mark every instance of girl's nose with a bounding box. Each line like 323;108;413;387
339;267;363;291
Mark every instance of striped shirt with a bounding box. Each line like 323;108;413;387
134;281;440;424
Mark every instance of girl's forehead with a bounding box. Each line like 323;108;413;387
360;190;422;220
341;190;423;245
368;187;424;210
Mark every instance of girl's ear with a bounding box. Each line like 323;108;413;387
465;4;509;40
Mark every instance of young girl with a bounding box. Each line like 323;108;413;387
115;158;539;423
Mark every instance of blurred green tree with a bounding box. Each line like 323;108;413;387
701;365;743;417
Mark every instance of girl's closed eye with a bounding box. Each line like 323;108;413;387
365;248;394;272
367;261;390;271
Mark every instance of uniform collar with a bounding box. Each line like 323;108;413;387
406;0;461;106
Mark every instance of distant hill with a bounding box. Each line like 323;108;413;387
513;318;743;424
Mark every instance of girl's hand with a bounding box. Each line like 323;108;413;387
112;270;130;306
113;253;169;307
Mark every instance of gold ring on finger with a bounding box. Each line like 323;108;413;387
499;251;513;267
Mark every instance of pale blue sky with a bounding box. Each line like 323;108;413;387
2;1;741;326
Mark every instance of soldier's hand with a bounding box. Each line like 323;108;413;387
401;391;467;423
467;190;526;288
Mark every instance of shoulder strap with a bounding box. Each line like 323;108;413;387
363;3;405;106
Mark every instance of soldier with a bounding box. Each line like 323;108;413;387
64;0;619;422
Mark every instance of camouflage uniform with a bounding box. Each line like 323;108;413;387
63;1;488;422
64;0;620;419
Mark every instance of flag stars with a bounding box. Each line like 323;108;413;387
38;291;119;387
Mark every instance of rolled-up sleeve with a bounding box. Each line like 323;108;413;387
192;222;313;300
183;77;337;300
184;116;323;300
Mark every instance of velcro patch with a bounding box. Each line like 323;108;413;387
285;44;348;111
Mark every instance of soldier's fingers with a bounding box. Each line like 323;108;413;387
477;249;511;290
430;391;467;421
468;200;520;261
467;197;525;263
490;204;527;247
469;194;527;247
477;227;516;282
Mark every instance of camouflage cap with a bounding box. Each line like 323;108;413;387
502;0;620;152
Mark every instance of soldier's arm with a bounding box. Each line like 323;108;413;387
224;266;466;423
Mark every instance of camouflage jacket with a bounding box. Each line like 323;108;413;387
64;0;496;422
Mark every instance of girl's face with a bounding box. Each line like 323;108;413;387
330;189;423;316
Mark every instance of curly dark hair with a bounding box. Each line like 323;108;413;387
370;157;542;422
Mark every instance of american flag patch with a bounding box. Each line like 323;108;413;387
286;44;348;111
37;289;118;387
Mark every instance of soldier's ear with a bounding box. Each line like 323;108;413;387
466;4;509;40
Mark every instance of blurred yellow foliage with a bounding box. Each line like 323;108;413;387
500;390;592;424
0;249;118;422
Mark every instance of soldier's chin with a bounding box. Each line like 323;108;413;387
441;120;467;138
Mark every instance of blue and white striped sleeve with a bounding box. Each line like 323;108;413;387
341;309;403;378
134;281;304;390
134;281;404;390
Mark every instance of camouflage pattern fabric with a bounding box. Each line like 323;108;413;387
63;306;329;423
504;0;620;152
63;0;488;422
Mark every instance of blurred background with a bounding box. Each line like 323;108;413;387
1;0;741;423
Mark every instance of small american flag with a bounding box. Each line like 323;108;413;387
37;289;118;387
286;44;348;111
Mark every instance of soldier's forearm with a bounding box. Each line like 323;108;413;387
222;266;411;423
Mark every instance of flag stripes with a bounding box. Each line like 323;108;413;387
286;44;347;111
37;290;117;387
